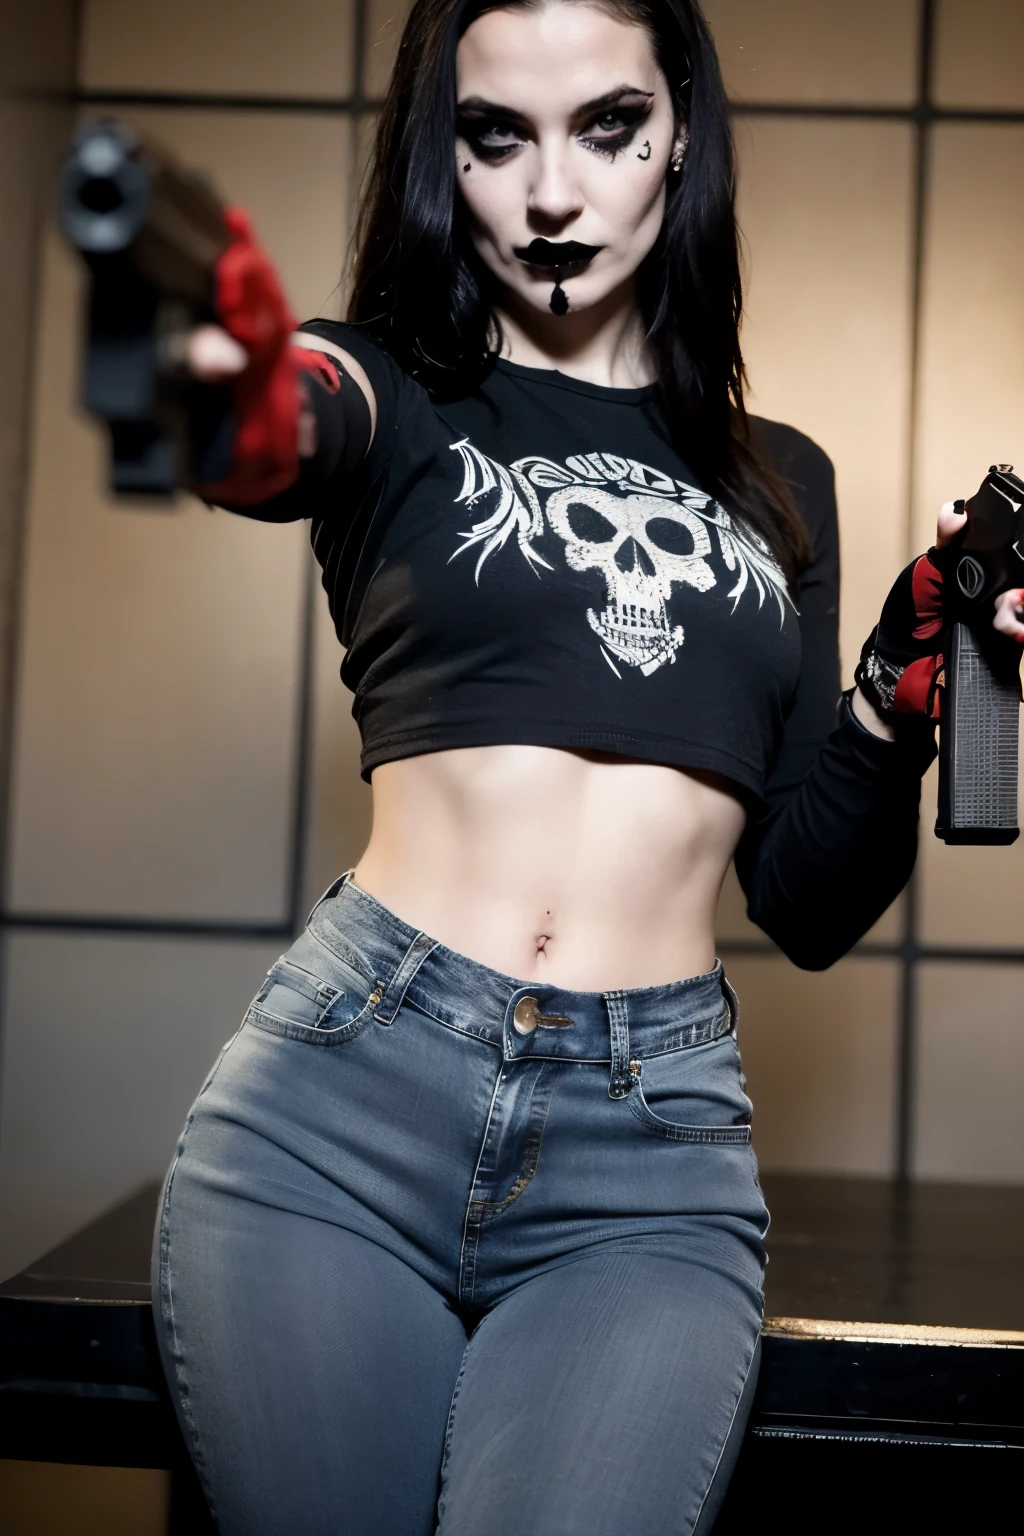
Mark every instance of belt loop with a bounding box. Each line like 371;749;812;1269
304;869;354;928
606;993;632;1098
374;931;438;1026
722;971;740;1037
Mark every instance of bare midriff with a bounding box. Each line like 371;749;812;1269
352;744;747;992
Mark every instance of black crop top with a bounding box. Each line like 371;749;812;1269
232;319;936;969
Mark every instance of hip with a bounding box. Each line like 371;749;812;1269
165;872;769;1306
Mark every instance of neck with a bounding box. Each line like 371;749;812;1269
493;275;654;390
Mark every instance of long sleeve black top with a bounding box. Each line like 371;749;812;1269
227;321;935;970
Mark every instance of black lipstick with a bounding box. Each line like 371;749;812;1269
514;238;602;315
514;237;602;274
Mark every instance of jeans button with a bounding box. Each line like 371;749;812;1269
513;997;539;1035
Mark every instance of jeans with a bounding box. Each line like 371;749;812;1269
153;873;769;1535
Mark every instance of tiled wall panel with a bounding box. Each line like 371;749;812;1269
726;955;900;1176
913;126;1024;549
6;110;350;921
705;0;918;106
0;2;77;820
81;0;355;98
364;1;920;110
934;0;1024;111
914;124;1024;945
0;930;280;1281
917;733;1024;949
120;107;352;323
914;963;1024;1183
735;117;915;691
364;0;414;99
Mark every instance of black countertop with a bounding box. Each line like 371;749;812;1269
5;1173;1024;1333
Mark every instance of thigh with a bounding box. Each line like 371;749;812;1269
437;1248;761;1536
154;1172;468;1536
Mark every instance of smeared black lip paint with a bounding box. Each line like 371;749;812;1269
514;237;602;278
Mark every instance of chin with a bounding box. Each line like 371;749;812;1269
516;276;611;316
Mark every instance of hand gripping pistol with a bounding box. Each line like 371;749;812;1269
56;118;233;495
935;464;1024;845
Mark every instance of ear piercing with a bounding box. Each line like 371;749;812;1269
670;128;689;173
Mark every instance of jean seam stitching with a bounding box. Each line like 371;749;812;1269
159;1165;215;1511
639;1017;732;1058
468;1064;558;1223
458;1063;505;1304
401;993;507;1045
689;1333;762;1535
627;1088;752;1143
154;1025;244;1521
469;1133;542;1223
244;999;374;1044
374;934;439;1025
436;1337;476;1526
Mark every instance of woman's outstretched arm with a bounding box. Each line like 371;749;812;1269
178;211;377;521
187;323;376;523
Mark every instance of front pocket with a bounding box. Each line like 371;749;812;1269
626;1035;753;1144
245;954;379;1045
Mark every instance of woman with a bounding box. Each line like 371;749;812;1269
154;1;1024;1532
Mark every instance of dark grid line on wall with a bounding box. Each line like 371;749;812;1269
894;0;938;1183
5;1;1019;1176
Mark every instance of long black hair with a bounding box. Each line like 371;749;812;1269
349;0;810;582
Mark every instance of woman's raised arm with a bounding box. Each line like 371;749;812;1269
183;211;376;522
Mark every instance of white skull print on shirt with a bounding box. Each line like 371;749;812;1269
448;439;792;678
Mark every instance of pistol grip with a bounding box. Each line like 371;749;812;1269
936;621;1020;845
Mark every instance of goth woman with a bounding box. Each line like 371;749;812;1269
152;1;1024;1532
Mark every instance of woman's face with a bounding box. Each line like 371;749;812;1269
454;1;681;318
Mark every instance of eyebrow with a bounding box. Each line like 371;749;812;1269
456;84;654;121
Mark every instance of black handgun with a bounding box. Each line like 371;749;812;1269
57;118;233;495
936;464;1024;845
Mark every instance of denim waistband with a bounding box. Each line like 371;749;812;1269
305;873;737;1098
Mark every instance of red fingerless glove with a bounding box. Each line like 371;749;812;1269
197;207;337;507
857;467;1024;721
855;549;948;720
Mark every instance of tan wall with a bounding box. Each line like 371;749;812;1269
713;0;1024;1185
2;0;1023;1284
0;2;79;1275
0;3;77;847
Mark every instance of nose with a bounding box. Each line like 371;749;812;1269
615;538;657;577
527;140;584;229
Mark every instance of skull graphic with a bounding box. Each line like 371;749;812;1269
544;485;715;675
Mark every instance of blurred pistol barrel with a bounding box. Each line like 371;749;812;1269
57;119;232;494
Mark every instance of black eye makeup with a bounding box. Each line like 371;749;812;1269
456;87;656;165
578;96;654;159
456;116;528;162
